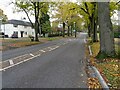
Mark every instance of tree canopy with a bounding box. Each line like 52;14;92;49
0;8;8;22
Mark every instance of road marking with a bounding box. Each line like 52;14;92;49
9;60;14;65
0;69;3;71
52;46;59;49
51;48;55;50
48;49;52;51
40;50;46;52
0;45;62;71
2;54;29;63
30;53;34;57
1;54;41;71
55;46;59;48
47;47;53;51
48;47;52;49
2;60;25;71
23;54;40;62
0;53;41;71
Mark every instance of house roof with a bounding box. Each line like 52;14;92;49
3;19;32;27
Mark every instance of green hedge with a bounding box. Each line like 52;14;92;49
48;33;62;37
114;32;120;38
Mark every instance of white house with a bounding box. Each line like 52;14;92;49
1;19;35;38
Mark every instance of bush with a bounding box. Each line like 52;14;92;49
28;35;34;41
114;32;120;38
48;33;62;37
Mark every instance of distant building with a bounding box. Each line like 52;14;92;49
1;19;35;38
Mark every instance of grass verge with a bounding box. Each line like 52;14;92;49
0;37;62;51
89;38;120;89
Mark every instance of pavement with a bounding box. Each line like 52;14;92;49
2;33;88;88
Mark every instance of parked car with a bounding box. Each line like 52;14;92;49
11;33;18;38
4;35;9;38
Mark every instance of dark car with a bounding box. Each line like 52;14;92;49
11;33;18;38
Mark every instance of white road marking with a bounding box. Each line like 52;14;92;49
51;48;55;50
30;53;35;57
48;47;53;51
47;46;60;51
0;45;62;71
9;60;14;65
0;69;3;71
48;49;52;51
55;46;59;48
48;47;52;49
40;50;46;52
2;54;29;63
1;54;41;71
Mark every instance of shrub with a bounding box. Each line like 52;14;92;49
114;32;120;38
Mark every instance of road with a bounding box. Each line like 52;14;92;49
2;39;69;61
2;33;88;88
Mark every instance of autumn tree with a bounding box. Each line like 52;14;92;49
53;2;80;37
39;3;51;37
40;14;51;37
13;1;50;41
78;2;98;42
0;9;8;22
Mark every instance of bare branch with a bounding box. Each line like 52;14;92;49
22;8;34;28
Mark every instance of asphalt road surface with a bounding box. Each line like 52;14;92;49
2;39;69;61
2;33;88;88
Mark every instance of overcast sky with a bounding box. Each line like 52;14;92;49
0;0;35;22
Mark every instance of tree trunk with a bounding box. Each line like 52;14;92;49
74;23;77;38
34;2;39;41
92;3;98;42
98;2;115;56
62;22;65;37
93;17;98;42
68;26;70;36
88;24;91;37
43;32;45;37
89;17;93;37
71;25;73;36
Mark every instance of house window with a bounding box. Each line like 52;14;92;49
24;26;27;28
32;32;34;35
13;24;18;28
13;31;18;34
